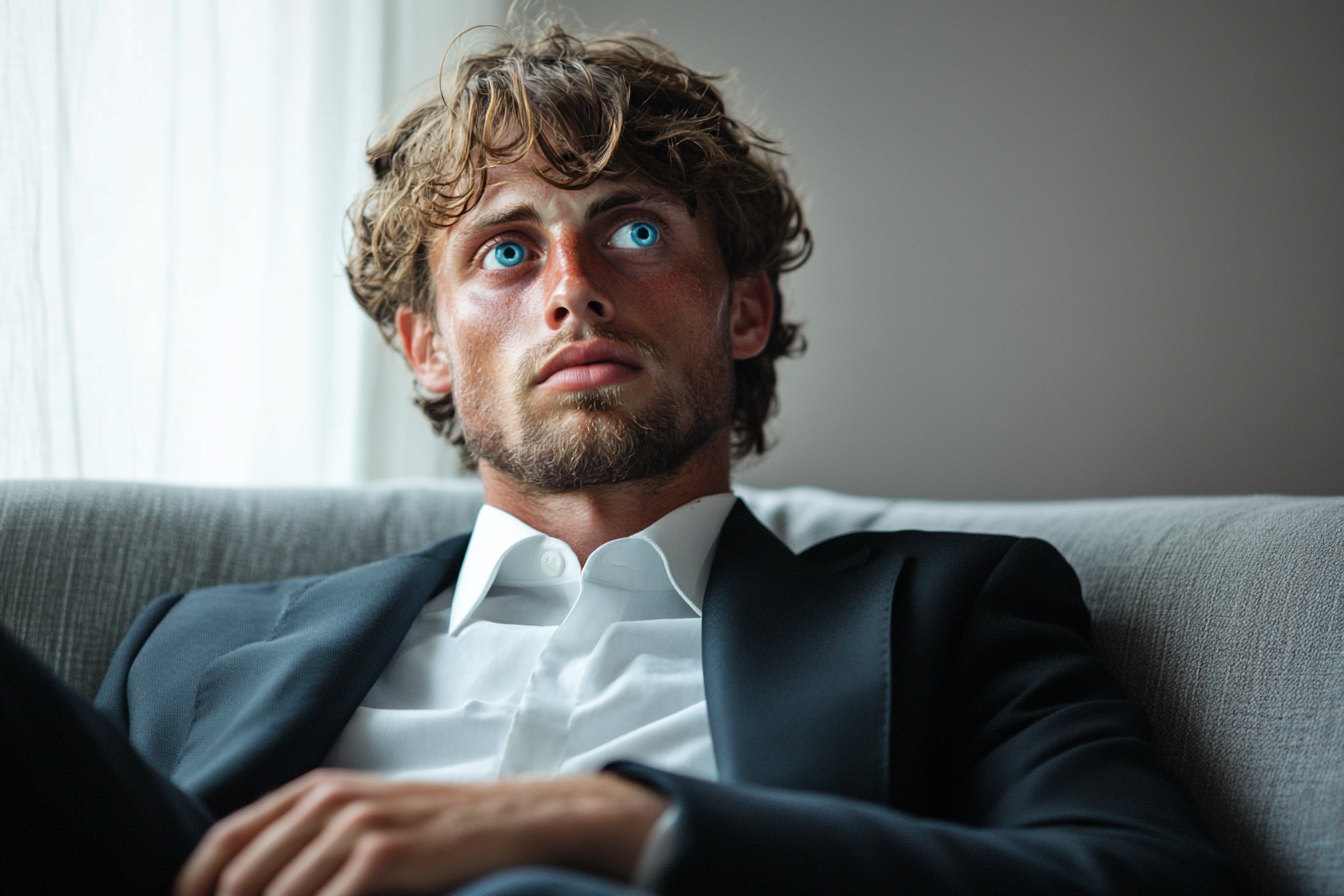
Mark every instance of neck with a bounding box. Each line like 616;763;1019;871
477;433;733;565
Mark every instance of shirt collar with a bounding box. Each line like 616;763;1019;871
448;493;738;634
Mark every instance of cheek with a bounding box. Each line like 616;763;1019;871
660;272;733;343
452;284;528;335
443;288;533;364
641;260;726;312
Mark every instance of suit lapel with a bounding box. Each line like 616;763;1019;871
702;501;903;805
169;506;900;814
175;534;470;816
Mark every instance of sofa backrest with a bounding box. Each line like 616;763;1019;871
0;479;486;698
741;485;1344;896
2;478;1341;895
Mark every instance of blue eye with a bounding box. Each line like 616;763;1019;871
612;221;660;249
484;241;526;269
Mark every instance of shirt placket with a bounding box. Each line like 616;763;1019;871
496;573;629;777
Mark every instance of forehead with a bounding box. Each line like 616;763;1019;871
444;160;685;237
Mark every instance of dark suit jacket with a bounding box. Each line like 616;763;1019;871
94;501;1238;894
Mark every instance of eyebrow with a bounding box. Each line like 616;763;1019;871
583;187;677;219
454;187;679;245
456;204;542;244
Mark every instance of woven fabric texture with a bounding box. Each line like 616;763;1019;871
2;479;1340;895
741;485;1344;896
0;479;483;701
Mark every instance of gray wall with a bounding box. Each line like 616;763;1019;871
557;0;1343;499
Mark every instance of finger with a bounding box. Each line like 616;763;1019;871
313;834;402;896
211;796;345;896
176;783;315;896
211;774;397;896
268;800;437;896
176;772;376;896
286;800;465;896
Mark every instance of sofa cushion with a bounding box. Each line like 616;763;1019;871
739;485;1344;896
2;478;1341;894
0;479;483;700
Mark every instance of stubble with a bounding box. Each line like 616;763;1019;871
459;326;733;492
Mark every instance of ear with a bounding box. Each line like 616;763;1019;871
396;306;453;394
729;269;775;360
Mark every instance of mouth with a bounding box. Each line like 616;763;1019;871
531;340;647;392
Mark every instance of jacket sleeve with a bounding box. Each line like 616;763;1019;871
93;590;187;734
610;537;1242;895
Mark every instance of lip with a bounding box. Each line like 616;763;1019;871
532;340;647;391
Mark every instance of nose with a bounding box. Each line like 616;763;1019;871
542;234;615;330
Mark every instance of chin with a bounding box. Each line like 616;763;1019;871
468;400;722;492
551;385;628;413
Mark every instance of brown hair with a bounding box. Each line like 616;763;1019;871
346;22;810;464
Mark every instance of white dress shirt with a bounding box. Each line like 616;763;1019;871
324;493;736;785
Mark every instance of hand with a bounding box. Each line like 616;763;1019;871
174;769;669;896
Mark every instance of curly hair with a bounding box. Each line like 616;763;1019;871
346;22;810;465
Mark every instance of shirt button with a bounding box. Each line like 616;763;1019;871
540;550;565;577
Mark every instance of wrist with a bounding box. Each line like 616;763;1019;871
528;773;670;882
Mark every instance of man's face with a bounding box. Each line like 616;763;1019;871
403;161;772;491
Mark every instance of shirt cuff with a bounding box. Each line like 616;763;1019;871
632;804;683;893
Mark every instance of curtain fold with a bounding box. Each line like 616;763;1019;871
3;0;498;484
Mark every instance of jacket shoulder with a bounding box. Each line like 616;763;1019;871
801;527;1085;632
127;532;471;673
799;527;1021;561
797;527;1057;592
100;532;472;774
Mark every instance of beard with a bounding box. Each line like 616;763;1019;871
457;326;733;492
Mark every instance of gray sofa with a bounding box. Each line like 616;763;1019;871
2;478;1341;895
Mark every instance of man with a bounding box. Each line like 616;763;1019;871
3;24;1238;896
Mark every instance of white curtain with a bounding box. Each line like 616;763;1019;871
2;0;500;485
